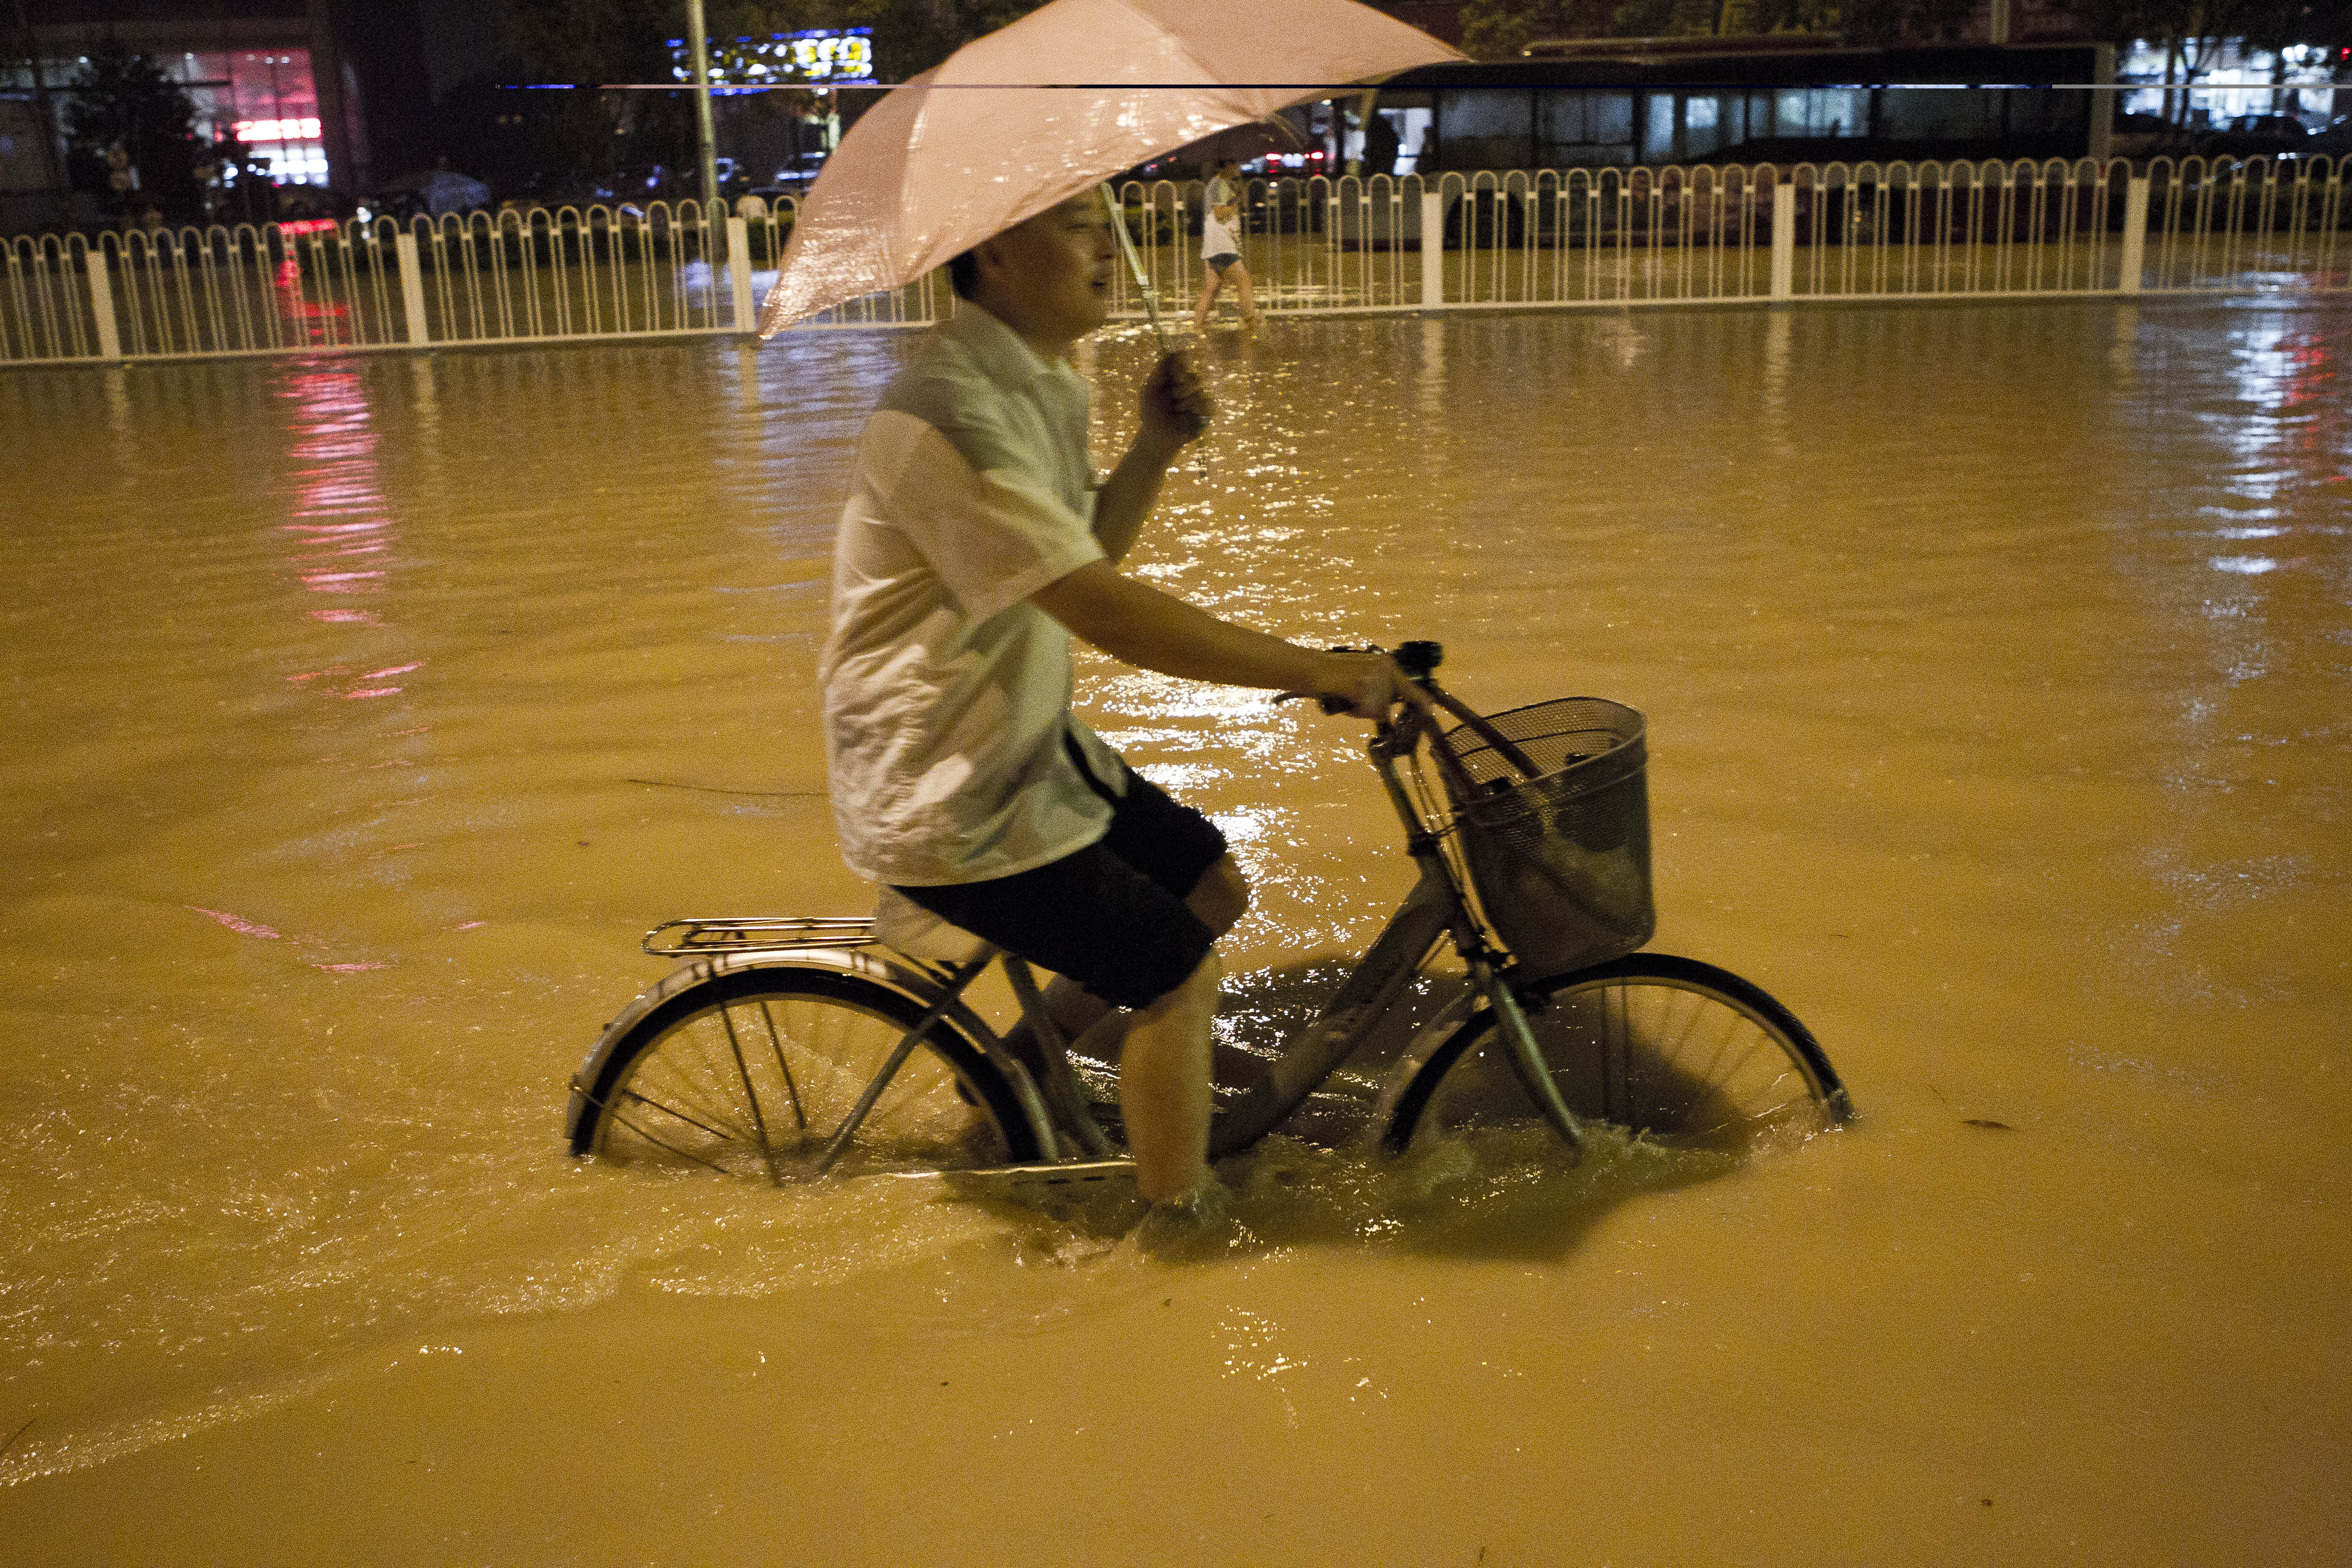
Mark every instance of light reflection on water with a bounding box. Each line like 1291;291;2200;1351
0;305;2346;1552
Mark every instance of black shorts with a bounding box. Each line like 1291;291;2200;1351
890;743;1229;1010
1206;252;1240;272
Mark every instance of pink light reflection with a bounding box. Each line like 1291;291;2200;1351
187;906;284;939
278;369;398;615
276;371;423;675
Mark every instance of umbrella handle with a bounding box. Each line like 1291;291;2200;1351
1101;182;1173;357
1102;183;1209;452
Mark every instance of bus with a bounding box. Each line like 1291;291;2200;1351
1374;37;2116;173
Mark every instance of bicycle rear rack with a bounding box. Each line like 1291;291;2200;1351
642;916;876;957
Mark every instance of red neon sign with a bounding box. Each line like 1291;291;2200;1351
232;117;323;143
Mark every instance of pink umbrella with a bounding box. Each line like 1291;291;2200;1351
755;0;1461;337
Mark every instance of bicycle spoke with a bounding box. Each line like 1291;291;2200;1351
759;999;809;1133
718;1003;783;1183
631;1036;755;1141
616;1083;747;1147
605;1106;738;1174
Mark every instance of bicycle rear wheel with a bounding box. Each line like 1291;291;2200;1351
1384;954;1851;1154
571;968;1039;1180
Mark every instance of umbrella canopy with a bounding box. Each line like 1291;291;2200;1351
1159;115;1306;173
755;0;1461;336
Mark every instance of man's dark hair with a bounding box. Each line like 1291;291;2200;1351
947;248;979;299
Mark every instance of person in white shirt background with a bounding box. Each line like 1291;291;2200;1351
1192;157;1259;334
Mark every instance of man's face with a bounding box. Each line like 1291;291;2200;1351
977;195;1117;347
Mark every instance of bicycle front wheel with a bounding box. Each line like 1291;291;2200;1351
1384;954;1851;1154
571;968;1040;1181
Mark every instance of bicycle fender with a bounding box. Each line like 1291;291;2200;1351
1368;987;1486;1147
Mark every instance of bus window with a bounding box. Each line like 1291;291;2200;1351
1381;107;1431;175
1645;94;1676;161
1540;91;1586;145
1684;94;1722;159
1438;88;1533;170
1880;88;2000;140
1592;93;1633;147
1537;91;1634;166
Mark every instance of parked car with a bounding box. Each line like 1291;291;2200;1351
2110;110;2193;160
2193;113;2313;160
2303;115;2352;159
360;168;491;223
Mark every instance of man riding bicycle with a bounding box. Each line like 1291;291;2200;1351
821;193;1420;1220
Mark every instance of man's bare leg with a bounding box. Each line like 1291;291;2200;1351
1121;949;1223;1204
993;854;1247;1200
1187;854;1251;934
1121;856;1247;1203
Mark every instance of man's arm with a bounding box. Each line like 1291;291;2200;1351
1093;432;1181;564
1092;352;1209;563
1031;560;1416;717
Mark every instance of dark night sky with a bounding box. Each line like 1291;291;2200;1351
414;0;508;101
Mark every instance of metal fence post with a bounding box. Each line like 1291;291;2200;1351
85;245;122;362
394;230;430;345
1769;182;1796;301
2119;176;2149;295
1419;190;1443;307
727;214;754;331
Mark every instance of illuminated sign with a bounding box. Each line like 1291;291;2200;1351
668;28;875;87
232;117;323;142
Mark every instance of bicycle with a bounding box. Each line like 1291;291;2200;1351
564;642;1852;1190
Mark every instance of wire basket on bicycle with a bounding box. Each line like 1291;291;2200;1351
1435;697;1656;982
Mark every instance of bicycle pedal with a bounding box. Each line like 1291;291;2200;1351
933;1159;1139;1197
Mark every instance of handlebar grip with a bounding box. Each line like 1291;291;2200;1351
1311;641;1441;718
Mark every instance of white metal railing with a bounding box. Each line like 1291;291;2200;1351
3;157;2341;367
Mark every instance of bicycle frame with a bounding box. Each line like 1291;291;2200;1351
595;674;1591;1176
1209;697;1587;1157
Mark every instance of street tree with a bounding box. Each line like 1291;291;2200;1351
62;40;201;219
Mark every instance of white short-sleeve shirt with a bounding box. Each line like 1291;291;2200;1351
821;303;1127;888
1201;175;1239;258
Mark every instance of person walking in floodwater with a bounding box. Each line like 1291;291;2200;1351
1192;158;1258;334
821;192;1417;1225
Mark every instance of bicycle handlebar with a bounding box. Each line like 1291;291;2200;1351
1312;639;1547;790
1312;639;1445;716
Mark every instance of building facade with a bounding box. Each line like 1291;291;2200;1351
12;0;429;215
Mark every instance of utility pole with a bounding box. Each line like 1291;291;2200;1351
685;0;721;234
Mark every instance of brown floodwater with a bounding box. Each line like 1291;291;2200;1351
1;300;2346;1563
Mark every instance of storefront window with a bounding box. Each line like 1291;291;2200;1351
168;49;326;186
229;52;325;185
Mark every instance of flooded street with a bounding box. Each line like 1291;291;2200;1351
2;299;2346;1562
